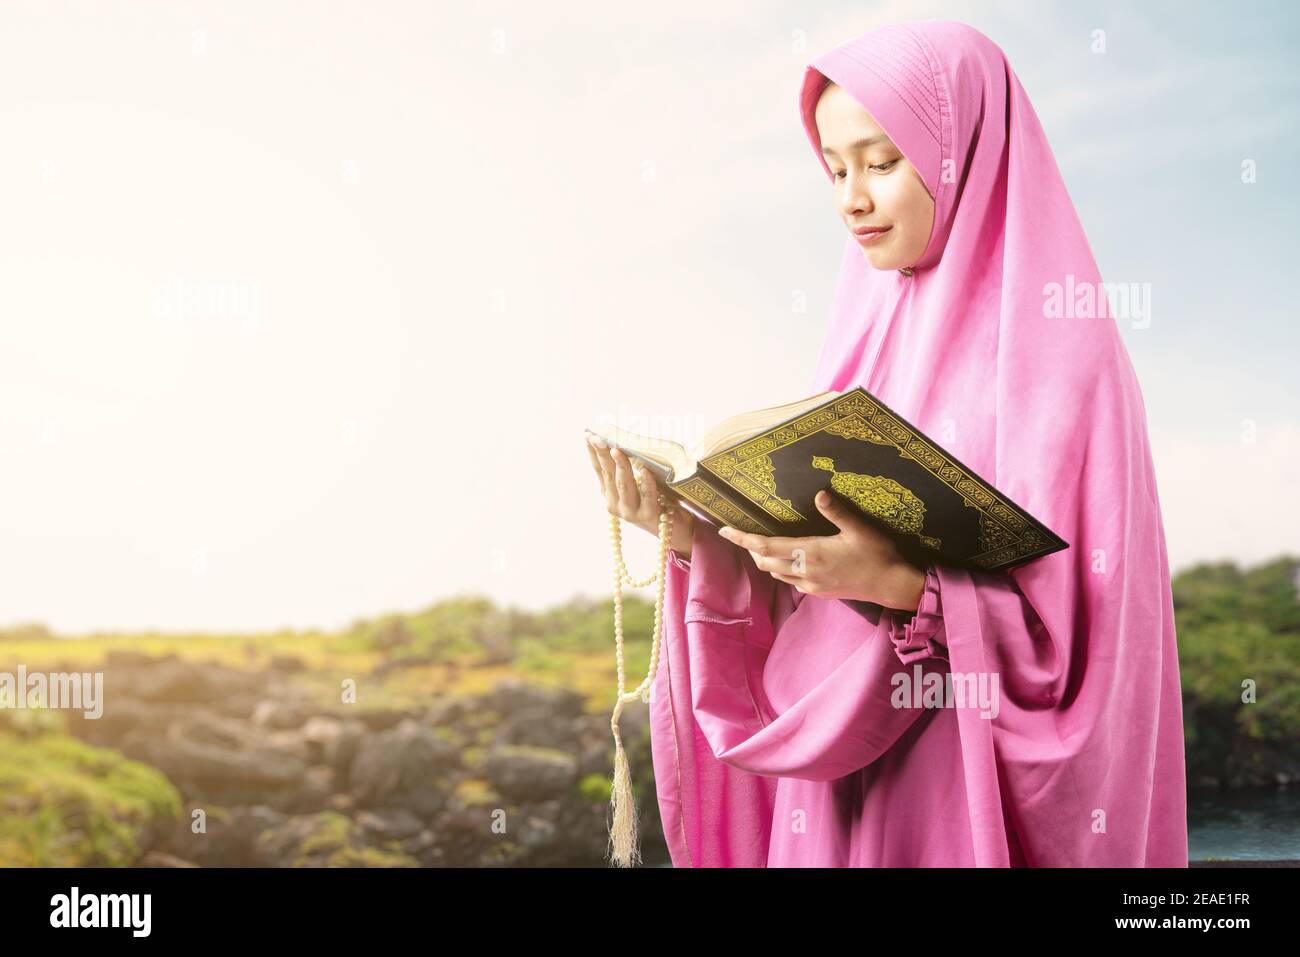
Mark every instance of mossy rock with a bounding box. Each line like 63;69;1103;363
0;728;182;866
453;777;501;808
462;745;489;769
256;810;419;868
578;772;613;803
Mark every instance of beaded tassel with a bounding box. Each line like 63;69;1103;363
606;469;674;868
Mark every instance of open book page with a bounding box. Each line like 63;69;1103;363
584;426;691;483
587;389;839;485
689;390;841;460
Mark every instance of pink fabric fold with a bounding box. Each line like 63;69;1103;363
647;19;1187;867
886;565;948;664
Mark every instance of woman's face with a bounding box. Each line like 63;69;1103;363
814;81;935;271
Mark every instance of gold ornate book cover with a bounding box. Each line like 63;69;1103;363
666;387;1067;574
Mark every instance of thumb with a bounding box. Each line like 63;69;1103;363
814;488;859;534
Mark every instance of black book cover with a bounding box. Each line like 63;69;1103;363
667;386;1068;576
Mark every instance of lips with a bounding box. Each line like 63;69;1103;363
852;225;892;246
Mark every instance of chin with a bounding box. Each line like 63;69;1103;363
861;248;903;271
860;238;919;272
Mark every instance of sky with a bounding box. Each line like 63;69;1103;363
0;0;1296;634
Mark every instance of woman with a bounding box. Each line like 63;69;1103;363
585;19;1187;867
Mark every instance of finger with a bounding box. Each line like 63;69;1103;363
750;553;800;576
716;526;768;553
589;438;618;505
811;488;852;535
637;461;662;505
609;447;641;511
584;436;605;486
718;527;805;560
814;488;862;535
768;571;818;594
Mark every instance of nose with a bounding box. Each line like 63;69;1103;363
838;170;874;219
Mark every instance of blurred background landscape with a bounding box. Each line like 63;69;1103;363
1;1;1296;867
2;553;1298;866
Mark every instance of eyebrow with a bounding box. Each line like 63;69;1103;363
822;136;888;157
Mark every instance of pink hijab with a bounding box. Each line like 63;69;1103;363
803;20;1187;865
647;20;1187;867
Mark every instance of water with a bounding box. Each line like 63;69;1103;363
1188;788;1300;862
646;789;1299;865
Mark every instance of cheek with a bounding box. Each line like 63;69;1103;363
881;181;933;246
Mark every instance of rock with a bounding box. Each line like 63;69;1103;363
158;804;287;868
213;692;273;721
353;708;420;732
577;740;614;778
300;715;366;770
483;679;586;722
144;738;307;789
395;786;447;820
484;745;578;802
302;715;344;747
269;655;306;673
65;697;157;743
137;851;200;867
403;829;438;855
251;700;308;730
347;718;458;807
130;658;263;704
26;657;647;866
285;765;337;814
104;650;158;670
252;811;420;867
516;808;561;850
173;711;255;750
419;696;472;728
355;808;425;840
494;705;580;750
442;778;503;833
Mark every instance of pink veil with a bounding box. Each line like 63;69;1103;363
795;20;1187;865
644;19;1187;868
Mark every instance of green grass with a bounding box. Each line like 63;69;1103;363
1;556;1294;868
0;726;182;866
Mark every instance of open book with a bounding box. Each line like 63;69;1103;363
586;386;1067;573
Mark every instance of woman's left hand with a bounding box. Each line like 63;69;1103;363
717;489;927;611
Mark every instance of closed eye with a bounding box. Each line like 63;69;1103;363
833;159;900;179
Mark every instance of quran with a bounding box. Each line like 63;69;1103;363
587;387;1067;573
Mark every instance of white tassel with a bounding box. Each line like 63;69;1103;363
604;479;673;867
606;700;641;867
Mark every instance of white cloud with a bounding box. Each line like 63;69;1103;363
0;0;1293;631
1153;421;1300;573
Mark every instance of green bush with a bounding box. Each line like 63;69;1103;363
1175;555;1300;783
0;728;182;866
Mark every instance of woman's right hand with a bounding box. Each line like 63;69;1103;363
585;433;695;559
